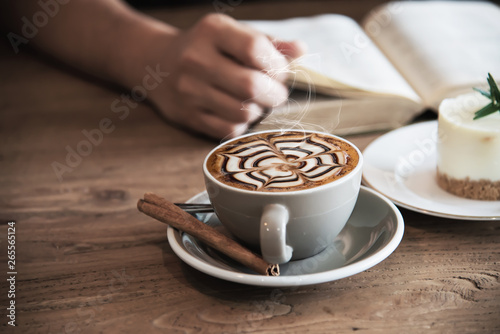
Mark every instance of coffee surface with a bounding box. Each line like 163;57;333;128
206;131;359;192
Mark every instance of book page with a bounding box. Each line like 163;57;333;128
253;90;421;136
244;15;421;103
363;1;500;108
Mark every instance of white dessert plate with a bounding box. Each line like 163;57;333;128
167;186;404;287
362;121;500;220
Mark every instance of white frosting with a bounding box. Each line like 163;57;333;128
437;91;500;181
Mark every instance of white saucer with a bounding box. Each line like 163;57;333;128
362;121;500;221
167;186;404;287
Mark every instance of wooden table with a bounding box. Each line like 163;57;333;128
1;1;499;333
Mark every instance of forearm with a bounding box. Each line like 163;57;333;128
1;2;305;139
0;0;178;89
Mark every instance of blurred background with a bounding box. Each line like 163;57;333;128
123;0;500;29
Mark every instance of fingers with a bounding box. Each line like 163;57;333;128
216;18;289;72
188;110;250;140
202;14;290;75
271;39;308;60
159;13;309;139
179;47;289;108
177;73;264;124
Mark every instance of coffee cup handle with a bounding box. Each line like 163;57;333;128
260;204;293;264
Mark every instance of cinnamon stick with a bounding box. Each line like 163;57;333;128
137;193;279;276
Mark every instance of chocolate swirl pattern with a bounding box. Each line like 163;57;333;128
208;132;358;192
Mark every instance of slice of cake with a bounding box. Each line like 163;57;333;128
437;91;500;200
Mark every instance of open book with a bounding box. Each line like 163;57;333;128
246;1;500;135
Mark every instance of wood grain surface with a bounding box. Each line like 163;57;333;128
1;1;499;333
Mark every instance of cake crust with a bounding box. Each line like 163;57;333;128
437;169;500;201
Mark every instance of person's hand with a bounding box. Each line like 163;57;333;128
0;2;304;140
147;13;305;139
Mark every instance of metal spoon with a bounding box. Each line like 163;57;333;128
174;203;214;213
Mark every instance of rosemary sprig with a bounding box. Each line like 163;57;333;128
473;73;500;120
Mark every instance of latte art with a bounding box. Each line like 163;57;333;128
206;131;359;192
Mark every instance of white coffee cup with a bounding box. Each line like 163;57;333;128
203;130;363;264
